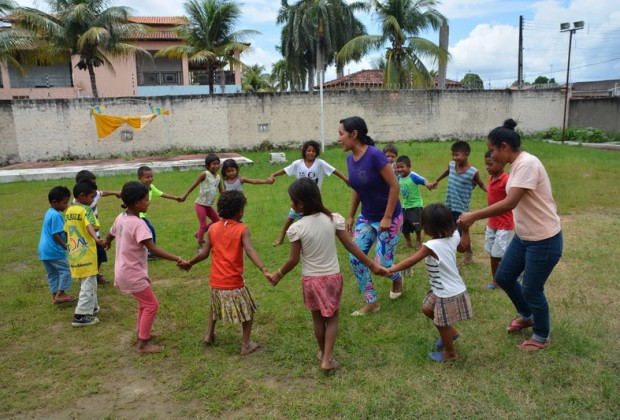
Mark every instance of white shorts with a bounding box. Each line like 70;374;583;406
484;227;513;258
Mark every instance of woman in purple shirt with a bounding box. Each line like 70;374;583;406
338;116;403;315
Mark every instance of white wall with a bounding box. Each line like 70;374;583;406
0;90;564;164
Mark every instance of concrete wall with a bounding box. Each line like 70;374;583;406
0;89;567;164
570;98;620;133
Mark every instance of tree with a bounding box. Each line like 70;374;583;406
461;72;483;89
13;0;151;98
156;0;259;95
534;75;556;85
270;58;307;92
0;0;36;74
277;0;366;91
337;0;448;89
241;64;273;92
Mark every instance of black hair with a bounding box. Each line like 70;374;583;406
396;155;411;166
302;140;321;158
339;116;375;146
73;180;97;199
137;166;152;177
75;170;96;183
383;144;398;155
421;203;455;239
288;178;332;219
48;186;71;203
451;141;471;154
221;158;239;178
120;181;149;209
217;190;247;219
488;118;520;151
485;150;492;158
205;153;220;168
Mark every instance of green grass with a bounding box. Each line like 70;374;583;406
1;140;619;417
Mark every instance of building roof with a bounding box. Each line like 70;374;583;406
128;16;188;25
321;69;462;89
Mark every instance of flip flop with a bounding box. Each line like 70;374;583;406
507;317;534;332
350;304;381;316
486;283;497;289
428;352;456;362
518;338;550;352
272;240;282;247
435;334;460;350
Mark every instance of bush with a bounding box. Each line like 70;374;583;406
533;127;620;143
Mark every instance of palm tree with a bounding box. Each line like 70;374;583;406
156;0;259;95
337;0;448;89
277;0;366;91
241;64;273;92
12;0;151;98
0;0;37;74
270;58;306;92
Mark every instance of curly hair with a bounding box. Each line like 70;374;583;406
217;190;247;219
120;181;149;209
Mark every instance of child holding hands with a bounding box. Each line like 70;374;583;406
180;190;268;356
381;203;472;362
268;178;381;370
105;181;189;353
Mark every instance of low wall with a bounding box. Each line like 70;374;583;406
0;90;566;164
570;98;620;133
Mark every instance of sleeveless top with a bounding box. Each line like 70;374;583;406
445;161;478;213
224;177;243;191
195;171;220;206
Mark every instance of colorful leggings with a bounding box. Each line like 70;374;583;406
195;203;220;243
134;286;159;341
349;213;403;303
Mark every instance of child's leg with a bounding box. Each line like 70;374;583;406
489;256;502;287
204;206;220;232
42;260;60;297
415;230;422;249
436;325;458;360
273;217;294;246
403;232;413;248
74;275;97;315
195;204;209;245
204;307;216;345
240;316;259;355
133;287;162;353
322;310;339;370
311;310;326;356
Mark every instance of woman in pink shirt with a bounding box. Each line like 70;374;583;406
459;119;562;352
106;182;188;353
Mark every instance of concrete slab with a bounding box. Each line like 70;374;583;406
0;156;254;184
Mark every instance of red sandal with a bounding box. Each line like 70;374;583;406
507;317;533;332
518;339;550;352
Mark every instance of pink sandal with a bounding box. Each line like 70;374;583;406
506;317;534;332
518;339;550;352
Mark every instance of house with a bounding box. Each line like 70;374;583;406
571;79;620;98
0;16;243;99
319;69;462;90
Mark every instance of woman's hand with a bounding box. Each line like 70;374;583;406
458;212;476;229
378;215;391;232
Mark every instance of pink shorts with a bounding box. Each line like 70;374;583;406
302;273;343;317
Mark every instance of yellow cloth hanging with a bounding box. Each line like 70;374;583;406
92;113;159;139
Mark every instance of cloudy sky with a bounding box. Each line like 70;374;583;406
19;0;620;88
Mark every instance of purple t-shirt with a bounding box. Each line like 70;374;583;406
347;145;402;222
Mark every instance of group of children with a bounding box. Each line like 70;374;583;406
38;137;514;363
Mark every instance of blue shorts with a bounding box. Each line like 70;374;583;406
287;208;303;220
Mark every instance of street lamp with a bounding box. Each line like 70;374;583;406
560;20;584;144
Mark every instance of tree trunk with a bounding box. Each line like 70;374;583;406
87;64;99;99
207;63;214;95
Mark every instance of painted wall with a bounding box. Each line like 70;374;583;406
1;90;566;164
570;98;620;133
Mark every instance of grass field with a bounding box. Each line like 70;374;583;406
1;140;619;418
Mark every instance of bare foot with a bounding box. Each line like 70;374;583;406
321;358;339;371
203;334;215;346
137;343;164;353
272;239;282;247
240;341;260;355
316;350;323;361
350;302;380;316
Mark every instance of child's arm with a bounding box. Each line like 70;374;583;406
269;240;301;286
161;192;182;202
473;171;487;192
241;228;270;279
100;190;121;198
184;234;213;269
385;245;434;275
240;176;271;185
346;191;361;233
52;233;68;250
86;224;106;247
335;230;382;275
411;172;434;191
457;229;471;253
142;239;186;264
332;169;349;187
267;168;286;184
431;167;449;189
180;172;207;202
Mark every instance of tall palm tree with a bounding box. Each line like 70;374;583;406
277;0;366;91
156;0;258;95
241;64;273;92
337;0;448;89
0;0;37;74
270;58;306;92
12;0;151;98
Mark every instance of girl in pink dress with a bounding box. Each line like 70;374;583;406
105;181;188;353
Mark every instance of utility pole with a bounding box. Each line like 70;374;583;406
518;15;524;89
560;21;584;144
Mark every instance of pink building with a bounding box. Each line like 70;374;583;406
0;16;243;99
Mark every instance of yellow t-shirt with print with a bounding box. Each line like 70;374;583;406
65;203;100;278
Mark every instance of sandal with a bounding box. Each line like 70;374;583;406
53;294;76;304
507;317;534;333
435;334;460;350
518;338;550;352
